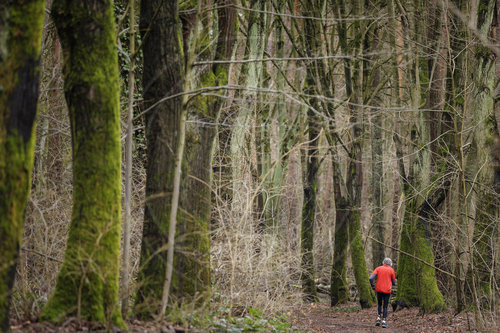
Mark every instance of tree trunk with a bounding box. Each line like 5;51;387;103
40;0;124;326
396;187;447;312
121;0;135;317
135;0;185;318
395;101;447;312
0;1;45;330
464;0;498;312
394;0;446;313
230;0;267;230
388;0;403;262
174;0;238;307
330;149;349;305
264;0;287;229
335;0;375;308
368;25;385;270
299;0;326;302
300;123;319;302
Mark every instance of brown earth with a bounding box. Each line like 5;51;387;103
9;300;498;332
10;318;187;333
290;301;492;333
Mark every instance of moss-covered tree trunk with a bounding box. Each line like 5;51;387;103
173;0;238;307
330;166;349;305
394;0;446;313
397;191;447;312
367;25;385;269
0;1;45;330
40;0;123;326
230;0;267;227
135;0;185;318
464;0;498;310
335;0;375;308
300;115;319;302
299;0;328;302
256;0;289;231
347;137;375;308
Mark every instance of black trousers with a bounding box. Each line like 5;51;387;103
376;292;391;319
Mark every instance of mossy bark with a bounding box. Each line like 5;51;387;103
330;191;349;306
299;0;327;303
230;0;267;225
464;0;497;309
370;118;384;269
334;0;375;309
365;21;385;269
40;0;123;327
395;116;447;311
393;0;447;313
174;0;237;307
347;120;375;308
172;1;212;309
397;196;446;312
394;123;446;313
262;0;286;228
0;1;45;330
135;0;185;318
300;120;319;302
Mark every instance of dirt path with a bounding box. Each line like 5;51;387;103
291;300;480;332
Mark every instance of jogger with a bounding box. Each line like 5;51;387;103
369;258;396;328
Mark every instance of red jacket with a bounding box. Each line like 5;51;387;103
369;265;396;294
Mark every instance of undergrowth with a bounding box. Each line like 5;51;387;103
167;301;304;332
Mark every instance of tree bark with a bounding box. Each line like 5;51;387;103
0;1;45;330
40;0;124;326
368;25;385;270
121;0;135;317
174;0;238;307
330;162;349;305
464;0;498;312
336;0;375;308
135;0;185;318
299;0;325;302
230;0;267;230
394;0;446;313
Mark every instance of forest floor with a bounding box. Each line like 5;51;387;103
291;299;493;333
10;298;498;332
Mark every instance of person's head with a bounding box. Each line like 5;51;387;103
383;258;392;266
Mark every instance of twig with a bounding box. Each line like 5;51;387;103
21;247;63;263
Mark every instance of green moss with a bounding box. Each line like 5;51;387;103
9;0;45;60
301;147;319;302
474;45;493;59
0;134;37;330
331;198;349;306
397;198;446;313
215;66;228;86
0;1;45;330
188;70;216;117
348;211;375;308
396;201;419;306
40;0;124;328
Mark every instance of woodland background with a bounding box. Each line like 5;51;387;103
1;0;499;331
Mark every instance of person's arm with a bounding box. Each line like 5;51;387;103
369;273;377;290
391;269;396;286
